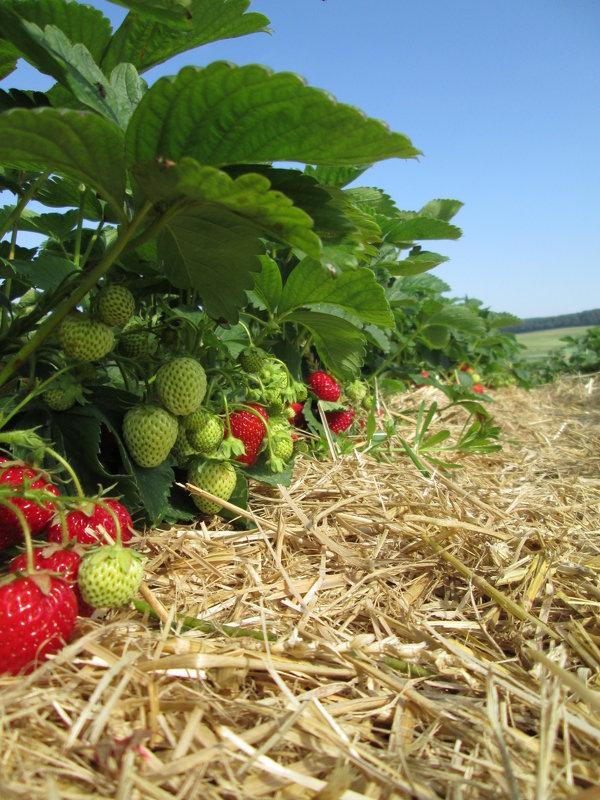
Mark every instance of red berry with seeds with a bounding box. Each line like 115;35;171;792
225;403;268;467
308;371;341;402
325;406;355;434
0;459;59;550
473;383;484;394
288;402;306;428
46;499;134;547
10;546;93;616
0;575;78;674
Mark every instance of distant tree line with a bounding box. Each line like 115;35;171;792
502;308;600;333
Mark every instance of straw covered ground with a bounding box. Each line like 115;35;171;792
1;375;599;799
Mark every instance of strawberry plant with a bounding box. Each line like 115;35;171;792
0;0;537;530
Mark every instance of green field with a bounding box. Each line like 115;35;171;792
515;325;590;360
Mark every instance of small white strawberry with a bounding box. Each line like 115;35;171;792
78;543;144;608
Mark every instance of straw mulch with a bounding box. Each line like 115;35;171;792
1;375;599;800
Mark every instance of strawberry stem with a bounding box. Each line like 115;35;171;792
237;319;254;346
0;200;154;390
44;446;85;499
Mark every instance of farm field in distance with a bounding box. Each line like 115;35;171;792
515;324;591;359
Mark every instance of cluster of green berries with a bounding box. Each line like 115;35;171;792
122;356;208;469
46;285;137;412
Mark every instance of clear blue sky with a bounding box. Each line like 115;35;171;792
4;0;599;320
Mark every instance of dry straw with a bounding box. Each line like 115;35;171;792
1;375;599;799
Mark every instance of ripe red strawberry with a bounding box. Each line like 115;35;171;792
0;459;59;550
308;371;341;402
473;383;484;394
225;403;268;466
288;402;306;428
46;499;134;547
420;371;430;379
10;546;93;616
325;406;355;434
0;574;78;674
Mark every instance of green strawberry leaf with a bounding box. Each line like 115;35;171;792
0;0;112;63
304;164;372;188
107;0;194;29
419;198;464;222
0;39;18;80
380;214;462;244
245;452;295;488
401;273;452;296
107;62;148;129
133;159;321;257
0;253;77;292
129;459;176;525
423;305;487;337
285;309;365;379
0;87;50;112
157;207;263;321
225;166;354;242
125;63;420;168
386;251;449;277
247;255;283;313
0;108;126;220
278;259;394;328
345;187;400;217
5;207;80;242
102;0;270;74
0;17;125;126
34;175;108;222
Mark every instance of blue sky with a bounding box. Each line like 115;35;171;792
3;0;599;319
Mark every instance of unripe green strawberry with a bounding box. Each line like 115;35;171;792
118;330;158;358
155;357;207;416
171;422;195;468
97;285;135;326
187;413;224;454
43;374;86;411
238;346;267;374
78;544;144;608
59;313;114;362
123;404;178;468
187;458;237;515
272;434;294;462
261;362;288;391
345;379;368;404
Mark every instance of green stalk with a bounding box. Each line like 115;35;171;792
45;445;85;499
0;170;51;241
79;217;105;270
0;201;154;390
133;599;277;641
72;186;87;268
